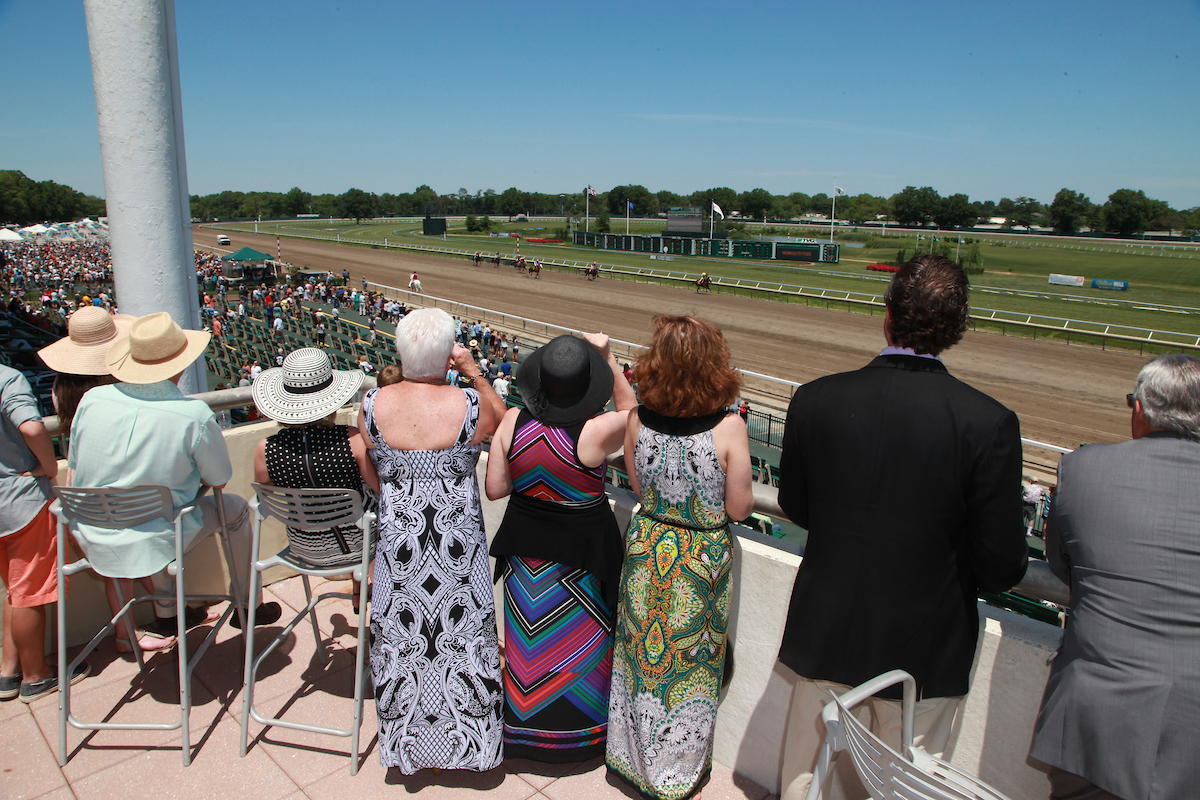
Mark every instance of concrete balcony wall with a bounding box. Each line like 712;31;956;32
5;414;1060;798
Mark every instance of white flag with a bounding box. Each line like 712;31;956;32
712;202;724;219
835;186;846;196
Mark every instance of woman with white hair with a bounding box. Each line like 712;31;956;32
358;307;507;773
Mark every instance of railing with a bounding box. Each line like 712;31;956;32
361;281;806;405
44;385;1071;609
211;226;1200;354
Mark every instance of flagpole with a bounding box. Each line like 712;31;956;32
626;201;630;235
830;176;837;243
585;189;590;233
710;197;715;240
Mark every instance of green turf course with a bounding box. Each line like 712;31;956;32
223;219;1200;346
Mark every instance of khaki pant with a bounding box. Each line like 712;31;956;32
780;674;963;800
149;493;259;617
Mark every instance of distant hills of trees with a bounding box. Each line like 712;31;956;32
5;169;1194;238
1;170;106;227
191;183;1199;237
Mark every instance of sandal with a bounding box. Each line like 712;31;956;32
115;631;177;654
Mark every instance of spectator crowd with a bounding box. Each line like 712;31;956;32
3;242;1196;800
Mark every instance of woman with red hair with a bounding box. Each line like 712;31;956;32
606;315;754;800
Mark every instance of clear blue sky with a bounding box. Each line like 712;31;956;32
3;0;1198;209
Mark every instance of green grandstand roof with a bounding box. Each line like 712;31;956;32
221;246;272;261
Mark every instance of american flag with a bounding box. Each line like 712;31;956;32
586;186;597;197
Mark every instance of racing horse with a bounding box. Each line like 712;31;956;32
513;256;527;273
585;263;599;281
493;252;502;268
528;259;542;278
408;277;422;293
695;274;712;293
473;251;482;267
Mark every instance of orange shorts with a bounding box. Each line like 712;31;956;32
0;501;59;608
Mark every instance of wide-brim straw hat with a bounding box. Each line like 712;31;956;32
106;312;210;384
253;347;364;425
38;307;134;375
515;335;613;427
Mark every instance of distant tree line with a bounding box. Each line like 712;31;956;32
8;168;1192;238
184;182;1199;238
0;170;106;226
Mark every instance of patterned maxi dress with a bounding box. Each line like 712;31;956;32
489;410;624;762
606;409;732;800
361;387;504;773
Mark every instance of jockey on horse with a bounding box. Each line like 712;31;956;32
586;262;599;280
528;259;542;278
695;272;711;293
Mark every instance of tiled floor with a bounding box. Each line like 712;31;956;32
2;575;776;800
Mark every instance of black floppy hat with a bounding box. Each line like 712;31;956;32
515;335;614;427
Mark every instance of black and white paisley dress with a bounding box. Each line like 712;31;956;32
361;386;504;773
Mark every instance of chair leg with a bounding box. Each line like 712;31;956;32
175;556;191;766
57;530;69;767
350;575;369;775
239;565;262;758
110;581;145;672
301;576;322;655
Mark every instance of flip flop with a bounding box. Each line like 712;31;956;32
116;631;177;654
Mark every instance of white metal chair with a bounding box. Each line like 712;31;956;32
240;484;374;774
805;670;1012;800
53;485;246;767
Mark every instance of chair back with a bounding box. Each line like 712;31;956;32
837;697;1010;800
251;484;364;532
53;486;175;529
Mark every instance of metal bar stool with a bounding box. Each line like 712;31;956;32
239;484;374;774
53;485;246;767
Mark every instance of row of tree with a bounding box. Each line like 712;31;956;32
189;184;1197;237
887;186;1192;236
0;171;106;227
7;169;1192;238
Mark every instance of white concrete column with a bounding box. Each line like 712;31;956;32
84;0;204;393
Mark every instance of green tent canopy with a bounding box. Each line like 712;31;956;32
221;246;272;261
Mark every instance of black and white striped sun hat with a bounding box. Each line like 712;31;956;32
252;347;364;424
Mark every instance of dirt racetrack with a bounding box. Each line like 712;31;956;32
199;229;1146;460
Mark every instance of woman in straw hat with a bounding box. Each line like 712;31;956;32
69;312;274;636
37;308;176;656
605;316;754;800
252;348;379;577
38;307;132;448
483;332;635;762
358;307;508;773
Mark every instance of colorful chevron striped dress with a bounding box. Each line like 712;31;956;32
489;410;624;762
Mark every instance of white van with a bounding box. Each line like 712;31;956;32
216;234;231;246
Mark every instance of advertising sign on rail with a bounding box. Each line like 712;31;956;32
1091;279;1129;291
1048;273;1086;287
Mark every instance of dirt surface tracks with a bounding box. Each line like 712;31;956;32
200;229;1145;455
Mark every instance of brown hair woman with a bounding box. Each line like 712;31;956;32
605;315;753;800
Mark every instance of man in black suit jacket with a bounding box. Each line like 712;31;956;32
1031;354;1200;800
776;255;1028;800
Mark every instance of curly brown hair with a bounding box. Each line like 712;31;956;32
635;315;741;417
884;254;970;356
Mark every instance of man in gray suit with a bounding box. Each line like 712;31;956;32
1031;353;1200;800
